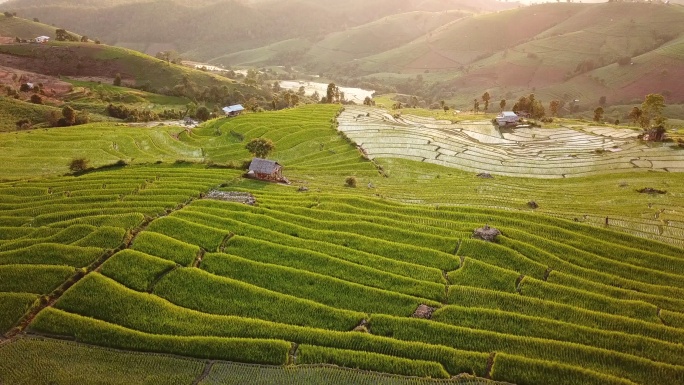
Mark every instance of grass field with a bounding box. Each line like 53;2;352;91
1;104;683;384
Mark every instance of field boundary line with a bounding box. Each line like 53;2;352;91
193;249;206;268
192;360;215;385
656;308;667;326
218;232;235;253
147;265;179;293
515;275;525;295
453;239;463;256
485;352;497;379
288;342;300;365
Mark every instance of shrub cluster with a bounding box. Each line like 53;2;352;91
106;104;159;122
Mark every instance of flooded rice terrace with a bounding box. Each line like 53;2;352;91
338;106;684;178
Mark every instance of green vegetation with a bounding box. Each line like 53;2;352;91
30;308;290;365
0;337;203;385
0;292;37;334
0;338;504;385
297;345;450;379
1;103;683;384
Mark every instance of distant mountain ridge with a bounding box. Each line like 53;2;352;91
3;0;684;107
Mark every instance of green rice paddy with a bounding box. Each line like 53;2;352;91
1;104;683;384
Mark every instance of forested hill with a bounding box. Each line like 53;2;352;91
1;0;515;60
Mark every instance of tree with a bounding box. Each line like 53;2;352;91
482;92;491;112
629;106;642;126
593;107;604;122
641;93;666;127
363;96;372;106
345;176;357;188
69;158;89;173
80;35;89;42
62;106;76;126
326;83;337;103
15;119;31;130
113;73;122;87
196;106;210;121
75;111;90;125
499;99;506;112
549;100;560;117
473;99;480;113
30;94;43;104
55;28;77;42
513;94;545;120
245;138;275;158
598;96;607;106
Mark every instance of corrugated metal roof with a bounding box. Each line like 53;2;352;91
249;158;280;174
222;104;245;113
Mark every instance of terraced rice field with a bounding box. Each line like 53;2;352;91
2;104;684;384
338;106;684;178
0;338;503;385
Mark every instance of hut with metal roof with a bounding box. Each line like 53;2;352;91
222;104;245;117
247;158;283;181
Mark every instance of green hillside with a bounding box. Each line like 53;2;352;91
1;2;684;383
213;10;469;68
297;11;468;68
0;104;683;384
3;0;514;60
0;42;240;92
0;15;66;39
358;3;587;73
5;1;684;111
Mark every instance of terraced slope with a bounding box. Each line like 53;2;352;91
191;104;373;174
0;338;504;385
1;176;678;384
0;124;205;179
338;106;684;178
1;104;684;384
0;164;239;335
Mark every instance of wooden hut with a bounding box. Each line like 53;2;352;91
247;158;283;181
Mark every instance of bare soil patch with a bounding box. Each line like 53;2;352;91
205;191;256;205
473;225;501;242
412;304;436;319
0;65;73;97
0;46;133;83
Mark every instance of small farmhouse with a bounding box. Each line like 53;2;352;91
247;158;283;181
496;111;520;126
222;104;245;117
34;36;50;43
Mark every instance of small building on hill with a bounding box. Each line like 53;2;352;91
34;36;50;43
496;111;520;126
248;158;283;182
223;104;245;117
